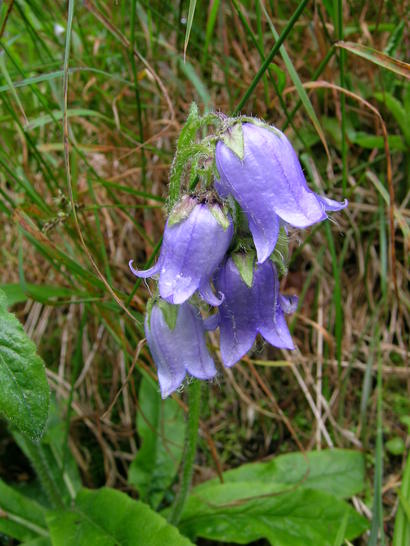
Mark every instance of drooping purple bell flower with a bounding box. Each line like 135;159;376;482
214;256;297;368
130;196;233;306
215;122;348;263
146;301;217;398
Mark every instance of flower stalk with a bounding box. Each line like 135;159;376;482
169;379;202;525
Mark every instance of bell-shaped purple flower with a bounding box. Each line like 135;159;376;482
215;122;347;263
130;197;233;306
214;257;297;368
146;301;217;398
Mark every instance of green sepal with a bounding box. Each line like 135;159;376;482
270;227;290;277
146;298;155;330
157;299;179;331
210;203;231;231
221;123;244;160
168;195;196;227
232;251;256;288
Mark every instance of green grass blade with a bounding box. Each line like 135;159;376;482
233;0;310;114
336;41;410;79
369;331;385;546
183;0;197;61
0;54;28;126
333;0;347;193
259;1;330;159
201;0;220;68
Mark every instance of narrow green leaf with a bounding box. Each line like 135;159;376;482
201;0;221;67
0;54;28;126
260;1;330;159
269;63;286;94
234;0;310;114
178;58;211;109
183;0;197;61
384;21;405;56
26;108;109;131
0;283;86;307
0;68;133;94
369;335;385;545
128;377;184;508
46;488;194;545
0;289;49;439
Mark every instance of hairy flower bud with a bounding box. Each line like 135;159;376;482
130;196;233;305
215;122;347;263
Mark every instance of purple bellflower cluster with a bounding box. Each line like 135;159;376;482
130;107;347;398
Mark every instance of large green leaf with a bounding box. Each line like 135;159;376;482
0;478;49;542
0;289;49;439
175;449;367;545
197;449;365;499
179;488;368;545
128;376;185;508
46;488;193;546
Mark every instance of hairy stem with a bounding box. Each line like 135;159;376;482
22;438;64;509
169;380;201;525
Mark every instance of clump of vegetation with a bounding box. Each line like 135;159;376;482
0;1;408;545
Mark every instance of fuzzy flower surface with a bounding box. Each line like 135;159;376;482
215;122;347;263
214;257;297;367
130;196;233;305
145;302;217;398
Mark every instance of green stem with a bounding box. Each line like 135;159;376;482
335;0;347;194
130;0;147;190
169;380;202;525
23;439;65;509
369;328;385;545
